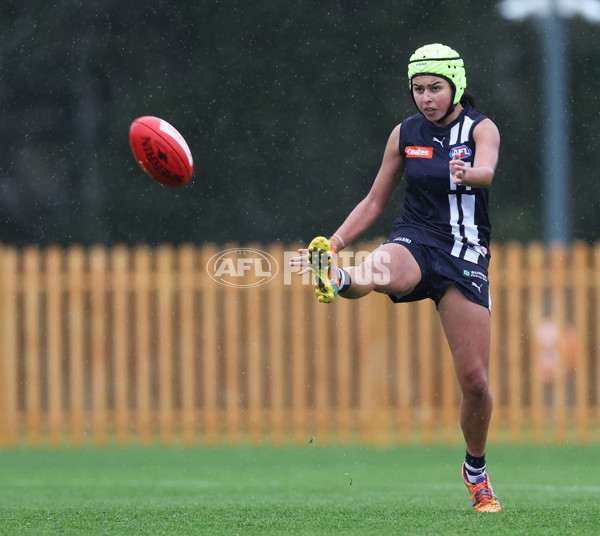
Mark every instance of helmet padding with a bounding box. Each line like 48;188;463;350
408;43;466;105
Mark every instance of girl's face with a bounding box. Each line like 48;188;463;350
411;75;455;124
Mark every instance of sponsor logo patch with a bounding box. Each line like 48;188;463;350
470;270;488;282
405;146;433;158
393;236;412;244
463;269;488;283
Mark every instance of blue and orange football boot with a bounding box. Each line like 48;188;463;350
462;463;502;512
306;236;340;303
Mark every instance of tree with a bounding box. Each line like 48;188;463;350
1;0;598;246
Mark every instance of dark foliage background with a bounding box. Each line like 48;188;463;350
2;0;599;246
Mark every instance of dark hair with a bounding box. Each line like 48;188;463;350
460;90;475;109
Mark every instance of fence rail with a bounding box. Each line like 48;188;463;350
0;241;598;448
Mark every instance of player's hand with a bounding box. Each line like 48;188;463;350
289;248;310;276
450;153;466;185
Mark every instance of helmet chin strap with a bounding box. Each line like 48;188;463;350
438;102;457;122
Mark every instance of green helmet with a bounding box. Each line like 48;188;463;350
408;43;466;105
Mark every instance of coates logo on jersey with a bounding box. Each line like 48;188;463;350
450;145;472;159
405;146;433;158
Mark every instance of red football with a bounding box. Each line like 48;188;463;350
129;116;193;187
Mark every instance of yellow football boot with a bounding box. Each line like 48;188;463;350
306;236;340;303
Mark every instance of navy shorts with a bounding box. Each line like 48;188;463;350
384;239;491;312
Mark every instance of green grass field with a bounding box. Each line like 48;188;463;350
0;444;599;535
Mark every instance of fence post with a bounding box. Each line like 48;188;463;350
488;244;502;443
573;242;589;443
290;249;308;445
134;246;152;446
244;245;264;444
67;246;86;447
112;245;130;446
356;298;373;443
46;246;63;447
267;243;285;444
199;243;220;445
90;245;107;445
23;246;41;447
312;288;331;444
393;298;412;444
246;283;263;444
0;247;18;447
527;242;545;443
219;246;240;445
372;299;392;446
157;245;174;446
550;244;568;443
417;299;435;444
335;296;353;444
506;243;524;443
179;244;196;446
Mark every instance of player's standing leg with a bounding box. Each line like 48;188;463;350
438;285;501;512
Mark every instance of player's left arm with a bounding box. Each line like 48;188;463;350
450;118;500;188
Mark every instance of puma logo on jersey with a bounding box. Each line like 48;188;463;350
433;136;445;147
405;146;433;158
471;282;483;293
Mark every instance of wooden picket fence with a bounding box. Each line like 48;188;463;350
0;240;599;448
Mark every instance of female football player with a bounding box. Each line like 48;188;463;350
291;43;501;512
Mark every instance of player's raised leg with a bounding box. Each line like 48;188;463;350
306;239;421;302
340;243;422;300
